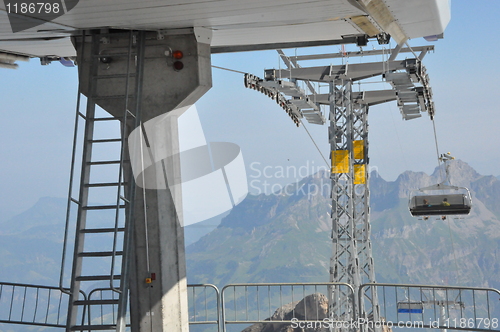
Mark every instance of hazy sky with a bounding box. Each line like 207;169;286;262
1;0;499;222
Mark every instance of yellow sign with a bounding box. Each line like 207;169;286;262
353;140;364;160
332;150;349;173
354;164;366;184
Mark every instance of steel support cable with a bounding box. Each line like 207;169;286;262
446;216;462;284
431;118;445;182
110;30;134;294
299;119;329;168
431;118;461;283
133;32;152;274
139;133;151;270
211;65;246;75
214;64;330;169
136;123;155;332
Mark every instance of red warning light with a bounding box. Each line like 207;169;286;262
172;50;184;59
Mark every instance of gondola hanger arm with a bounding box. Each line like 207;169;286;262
417;183;463;191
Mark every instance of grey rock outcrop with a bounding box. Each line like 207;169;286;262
241;293;330;332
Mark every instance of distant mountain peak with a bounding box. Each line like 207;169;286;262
430;159;481;187
0;196;67;235
377;159;483;201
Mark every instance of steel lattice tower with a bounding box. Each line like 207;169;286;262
329;80;380;329
245;46;436;331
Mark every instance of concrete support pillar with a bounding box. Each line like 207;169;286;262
74;28;212;331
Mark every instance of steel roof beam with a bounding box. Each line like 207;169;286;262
290;45;434;61
211;36;360;54
313;89;397;106
267;60;408;82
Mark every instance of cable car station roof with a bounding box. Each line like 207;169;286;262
0;0;450;58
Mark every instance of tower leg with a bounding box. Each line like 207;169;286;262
328;80;379;331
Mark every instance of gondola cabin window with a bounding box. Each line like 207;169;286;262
409;193;471;216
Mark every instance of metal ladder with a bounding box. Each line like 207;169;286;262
61;31;140;332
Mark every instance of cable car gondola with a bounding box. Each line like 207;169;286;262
409;184;472;216
408;153;473;217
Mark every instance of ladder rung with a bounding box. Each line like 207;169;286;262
81;227;125;234
71;325;117;331
88;160;124;165
88;160;129;165
85;182;127;188
91;116;123;122
126;109;137;118
89;138;123;143
83;204;126;210
74;299;120;306
120;195;130;203
76;275;121;282
79;251;123;257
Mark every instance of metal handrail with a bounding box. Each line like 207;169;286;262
221;282;356;332
187;283;221;330
87;287;121;328
0;282;87;329
59;30;87;296
1;280;499;332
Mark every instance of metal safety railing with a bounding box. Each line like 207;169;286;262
187;284;220;330
221;282;355;332
0;283;216;331
1;281;499;332
0;281;86;328
360;283;500;332
85;287;130;329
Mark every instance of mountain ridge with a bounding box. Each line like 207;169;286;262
0;160;498;292
187;160;500;290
